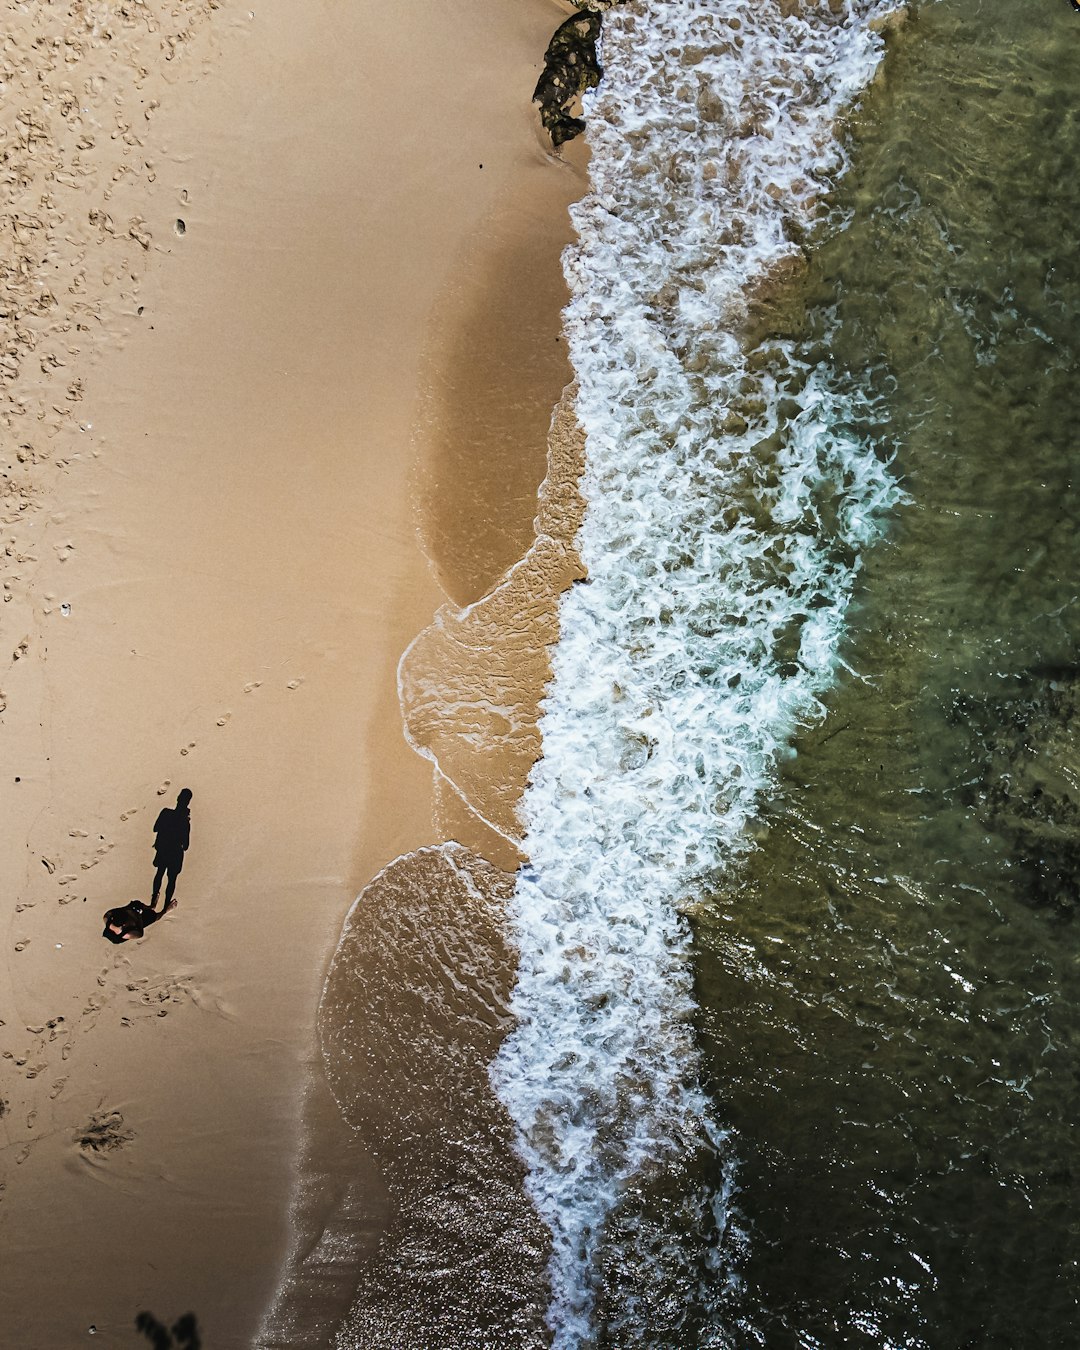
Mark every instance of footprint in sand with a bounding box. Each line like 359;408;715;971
156;780;171;796
49;1078;67;1100
13;940;29;952
58;874;77;886
78;841;113;871
179;741;196;756
25;1063;46;1080
216;712;232;727
14;903;34;913
68;829;88;839
243;680;262;693
120;807;139;821
40;856;57;874
286;678;304;690
130;975;193;1019
26;1109;37;1129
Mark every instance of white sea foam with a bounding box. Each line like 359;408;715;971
490;1;907;1344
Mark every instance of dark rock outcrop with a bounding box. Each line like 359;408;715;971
534;6;604;148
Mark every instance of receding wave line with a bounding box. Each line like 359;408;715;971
490;1;909;1344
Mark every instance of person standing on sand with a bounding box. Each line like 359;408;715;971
151;788;192;908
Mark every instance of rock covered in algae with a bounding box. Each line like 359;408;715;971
534;6;604;148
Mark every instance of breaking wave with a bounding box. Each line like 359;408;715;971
490;1;909;1343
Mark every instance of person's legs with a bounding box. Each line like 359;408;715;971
164;863;180;904
151;862;166;905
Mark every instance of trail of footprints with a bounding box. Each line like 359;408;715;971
1;967;195;1167
6;668;313;960
1;1016;71;1136
168;672;303;762
51;830;115;905
5;671;300;1174
19;673;308;913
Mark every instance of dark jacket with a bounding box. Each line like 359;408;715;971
102;899;162;943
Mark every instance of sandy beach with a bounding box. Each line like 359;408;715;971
0;1;583;1345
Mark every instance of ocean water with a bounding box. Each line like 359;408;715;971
493;0;1080;1345
690;3;1080;1345
292;1;1080;1346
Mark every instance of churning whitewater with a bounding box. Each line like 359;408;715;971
490;0;910;1344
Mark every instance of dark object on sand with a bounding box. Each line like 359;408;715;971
534;7;603;148
135;1311;202;1350
102;897;175;943
76;1109;134;1153
152;787;192;907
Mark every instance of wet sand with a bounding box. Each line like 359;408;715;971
0;1;582;1345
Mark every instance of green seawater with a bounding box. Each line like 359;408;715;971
690;3;1080;1346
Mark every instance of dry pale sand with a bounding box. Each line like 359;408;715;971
0;1;583;1345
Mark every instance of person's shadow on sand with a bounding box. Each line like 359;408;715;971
100;788;192;942
135;1310;201;1349
151;788;192;908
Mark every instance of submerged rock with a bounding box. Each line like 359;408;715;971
534;7;604;148
961;670;1080;917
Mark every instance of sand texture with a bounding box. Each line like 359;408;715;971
1;0;583;1345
